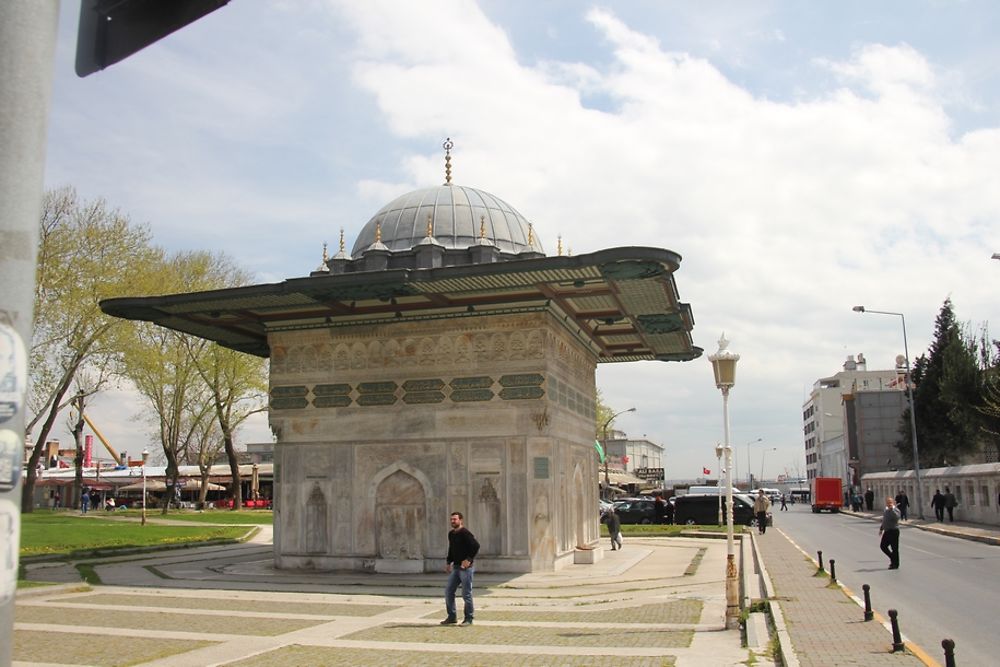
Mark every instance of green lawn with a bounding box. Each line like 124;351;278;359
19;511;249;558
107;508;273;525
601;523;730;537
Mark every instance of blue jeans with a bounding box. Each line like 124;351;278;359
445;566;474;620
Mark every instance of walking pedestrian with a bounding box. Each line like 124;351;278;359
606;506;623;551
780;494;788;511
81;489;90;514
894;490;909;521
879;497;901;569
944;487;957;522
864;487;874;512
753;490;771;534
931;489;946;521
441;511;479;627
653;494;666;525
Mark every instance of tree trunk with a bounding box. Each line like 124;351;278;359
71;394;85;510
223;427;242;510
21;379;75;512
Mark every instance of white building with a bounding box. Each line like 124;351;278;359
802;354;900;482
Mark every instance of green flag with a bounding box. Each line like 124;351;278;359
594;439;605;463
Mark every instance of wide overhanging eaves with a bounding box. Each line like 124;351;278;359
100;246;702;363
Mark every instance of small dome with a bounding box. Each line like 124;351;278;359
352;185;544;258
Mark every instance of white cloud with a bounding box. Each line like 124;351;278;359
41;1;1000;480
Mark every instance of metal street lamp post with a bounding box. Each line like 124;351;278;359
760;447;777;485
715;443;724;525
744;437;762;488
141;448;149;526
708;333;740;628
852;306;925;519
602;407;636;500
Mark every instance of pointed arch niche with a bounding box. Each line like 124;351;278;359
369;462;432;573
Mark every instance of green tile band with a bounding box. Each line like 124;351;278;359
270;385;309;398
313;395;352;408
270;397;309;410
499;373;545;387
451;389;494;402
450;376;493;390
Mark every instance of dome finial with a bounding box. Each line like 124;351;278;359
375;221;382;244
557;235;563;256
314;241;330;272
479;214;487;240
339;228;346;253
527;222;534;246
443;137;454;185
426;213;434;238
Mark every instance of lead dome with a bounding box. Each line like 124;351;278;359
351;184;544;258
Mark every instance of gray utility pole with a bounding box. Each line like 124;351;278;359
0;3;60;666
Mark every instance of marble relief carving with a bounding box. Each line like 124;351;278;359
271;328;550;377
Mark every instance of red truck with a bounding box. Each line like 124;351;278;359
811;477;843;513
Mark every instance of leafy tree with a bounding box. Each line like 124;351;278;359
594;389;615;441
120;251;265;512
183;327;267;510
23;188;157;511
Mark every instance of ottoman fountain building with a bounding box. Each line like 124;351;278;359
102;142;701;573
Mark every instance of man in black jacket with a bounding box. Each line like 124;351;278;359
441;511;480;627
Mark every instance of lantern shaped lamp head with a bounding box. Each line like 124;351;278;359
708;333;740;390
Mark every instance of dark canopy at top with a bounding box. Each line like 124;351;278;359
100;246;702;363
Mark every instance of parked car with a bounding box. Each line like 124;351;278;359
673;493;761;527
611;498;656;524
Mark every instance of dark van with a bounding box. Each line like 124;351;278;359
673;493;759;526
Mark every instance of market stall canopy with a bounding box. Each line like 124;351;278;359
118;480;167;492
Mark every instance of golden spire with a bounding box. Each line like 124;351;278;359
527;223;534;246
426;213;433;238
557;235;563;256
443;137;454;185
339;228;345;253
375;221;382;244
567;246;573;256
479;214;487;240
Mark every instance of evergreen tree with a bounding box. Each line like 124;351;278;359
897;299;987;466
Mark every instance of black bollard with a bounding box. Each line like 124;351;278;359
888;609;904;652
942;638;956;667
829;559;837;583
862;584;873;621
817;550;824;570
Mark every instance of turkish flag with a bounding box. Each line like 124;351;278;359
703;467;711;475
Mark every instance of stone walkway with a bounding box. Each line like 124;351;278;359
15;530;751;667
753;527;926;667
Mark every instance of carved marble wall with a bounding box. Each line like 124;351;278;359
269;311;601;573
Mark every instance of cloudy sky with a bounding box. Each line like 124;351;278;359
42;1;999;481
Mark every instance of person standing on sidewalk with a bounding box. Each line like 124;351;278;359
879;497;901;569
754;490;771;534
944;487;957;522
606;506;623;551
441;511;479;627
931;489;946;521
894;490;909;521
864;487;874;511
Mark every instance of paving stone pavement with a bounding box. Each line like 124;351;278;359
754;527;927;667
14;530;753;667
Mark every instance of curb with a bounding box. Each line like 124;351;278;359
750;531;800;667
840;510;1000;546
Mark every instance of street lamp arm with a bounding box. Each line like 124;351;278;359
602;407;637;433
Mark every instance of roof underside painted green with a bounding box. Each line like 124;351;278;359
100;247;702;363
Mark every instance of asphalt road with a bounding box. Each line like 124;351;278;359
773;503;1000;666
